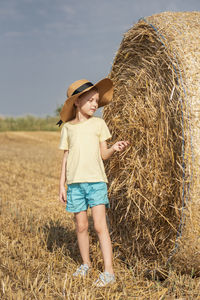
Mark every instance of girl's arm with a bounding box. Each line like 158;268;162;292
100;140;129;160
59;150;69;203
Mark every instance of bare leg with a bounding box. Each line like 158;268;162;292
74;211;91;267
91;205;114;274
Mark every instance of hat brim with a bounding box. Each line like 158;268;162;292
60;78;113;122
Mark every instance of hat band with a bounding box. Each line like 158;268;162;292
72;82;94;96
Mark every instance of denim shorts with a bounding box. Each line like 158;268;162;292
66;182;110;213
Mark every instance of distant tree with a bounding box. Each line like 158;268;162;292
55;105;63;116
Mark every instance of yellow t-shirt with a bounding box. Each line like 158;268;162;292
59;116;112;184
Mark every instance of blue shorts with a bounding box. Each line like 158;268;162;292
66;182;110;213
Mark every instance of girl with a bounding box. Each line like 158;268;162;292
58;78;129;286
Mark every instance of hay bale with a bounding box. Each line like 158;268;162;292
103;12;200;275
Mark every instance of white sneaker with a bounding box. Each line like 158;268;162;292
73;264;90;277
94;271;115;287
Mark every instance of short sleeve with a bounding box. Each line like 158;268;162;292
99;119;112;142
59;125;69;150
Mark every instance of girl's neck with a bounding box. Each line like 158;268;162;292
70;111;92;124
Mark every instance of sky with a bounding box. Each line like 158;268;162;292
0;0;200;117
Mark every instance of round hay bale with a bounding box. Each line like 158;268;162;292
103;11;200;275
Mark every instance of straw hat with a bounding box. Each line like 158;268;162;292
57;78;113;125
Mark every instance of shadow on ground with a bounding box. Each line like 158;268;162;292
42;220;80;262
42;216;97;264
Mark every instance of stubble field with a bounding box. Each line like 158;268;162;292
0;132;199;299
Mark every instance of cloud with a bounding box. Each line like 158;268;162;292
4;31;24;38
0;0;22;18
61;5;76;16
44;21;87;35
0;7;19;18
22;0;34;3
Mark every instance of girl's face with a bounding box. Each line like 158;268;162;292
75;89;99;117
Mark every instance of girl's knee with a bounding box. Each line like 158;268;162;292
76;220;88;233
94;221;107;234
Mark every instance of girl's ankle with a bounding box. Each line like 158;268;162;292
83;262;91;268
104;268;114;275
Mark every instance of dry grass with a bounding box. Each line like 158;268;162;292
0;116;60;131
0;131;200;299
103;12;200;274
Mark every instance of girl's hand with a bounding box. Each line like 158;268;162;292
112;140;129;152
59;186;66;204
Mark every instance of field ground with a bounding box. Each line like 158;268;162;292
0;132;199;299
